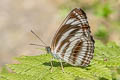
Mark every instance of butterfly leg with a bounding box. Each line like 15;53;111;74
50;57;54;72
59;59;64;72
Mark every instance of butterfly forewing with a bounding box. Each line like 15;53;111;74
51;8;95;66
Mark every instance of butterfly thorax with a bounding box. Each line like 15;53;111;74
46;46;61;59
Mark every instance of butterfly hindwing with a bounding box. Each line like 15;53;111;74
51;8;95;66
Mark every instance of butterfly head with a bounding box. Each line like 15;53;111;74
45;46;51;54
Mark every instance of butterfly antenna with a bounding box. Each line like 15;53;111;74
29;43;46;47
31;30;47;46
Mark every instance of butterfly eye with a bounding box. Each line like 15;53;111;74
46;46;51;53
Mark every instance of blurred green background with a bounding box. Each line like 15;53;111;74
0;0;120;71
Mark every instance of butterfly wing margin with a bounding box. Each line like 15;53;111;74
51;8;88;51
51;9;73;51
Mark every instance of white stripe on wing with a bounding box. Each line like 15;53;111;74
54;29;75;53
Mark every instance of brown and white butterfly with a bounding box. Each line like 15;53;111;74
31;8;95;71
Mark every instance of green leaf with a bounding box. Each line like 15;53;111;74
94;26;109;40
0;66;9;74
1;40;120;80
94;2;112;18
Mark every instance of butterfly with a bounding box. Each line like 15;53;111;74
31;8;95;72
